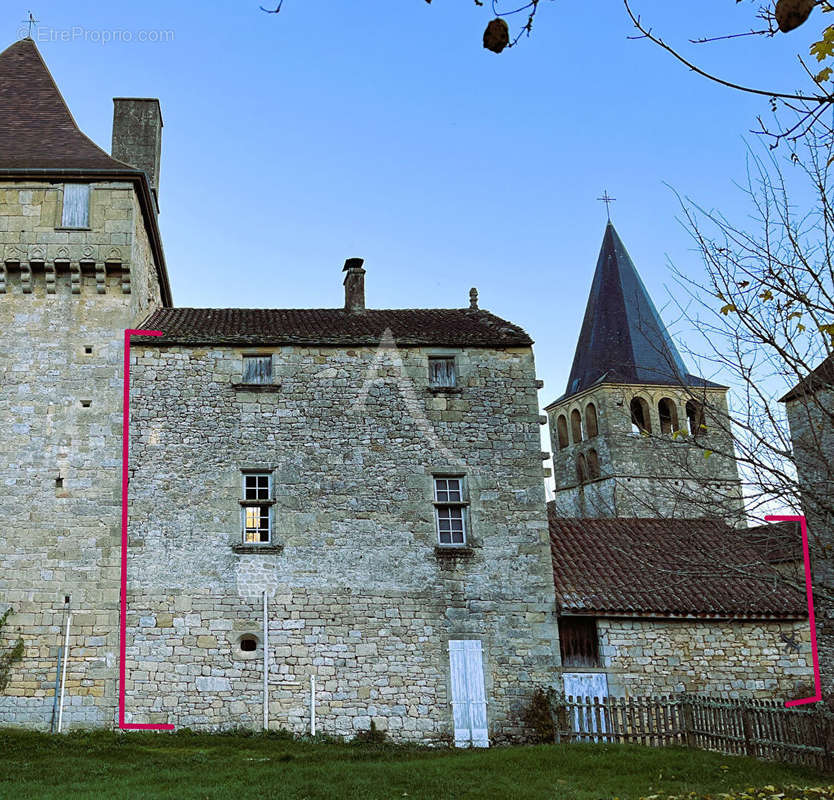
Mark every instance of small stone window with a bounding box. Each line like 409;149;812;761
585;403;598;438
433;475;468;546
630;396;651;434
233;632;262;659
570;409;583;443
587;449;600;480
658;398;679;434
84;346;93;354
558;617;600;668
556;415;569;450
686;400;706;436
428;356;456;388
241;472;272;543
239;635;258;652
242;355;272;385
576;453;588;484
61;184;90;228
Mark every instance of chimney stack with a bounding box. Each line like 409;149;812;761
112;98;163;211
343;258;366;313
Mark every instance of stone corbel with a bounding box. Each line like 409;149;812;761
70;262;81;295
21;262;32;294
95;262;106;294
45;261;56;294
120;263;131;294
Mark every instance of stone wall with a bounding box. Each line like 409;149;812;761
124;342;559;742
595;617;813;698
547;383;744;521
0;180;163;729
786;389;834;704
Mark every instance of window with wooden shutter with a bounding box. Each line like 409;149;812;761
428;356;456;388
558;616;600;668
242;355;272;385
61;184;90;228
448;640;489;747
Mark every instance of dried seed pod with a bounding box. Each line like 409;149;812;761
483;18;510;53
774;0;814;33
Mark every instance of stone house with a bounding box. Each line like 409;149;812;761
0;37;559;742
0;34;817;741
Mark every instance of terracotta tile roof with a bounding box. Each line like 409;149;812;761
780;355;834;402
0;38;134;172
548;506;807;619
133;307;534;347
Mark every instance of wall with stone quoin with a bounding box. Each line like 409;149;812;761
0;181;163;729
124;342;560;742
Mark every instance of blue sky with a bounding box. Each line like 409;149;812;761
10;0;823;405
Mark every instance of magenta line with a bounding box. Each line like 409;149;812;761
765;514;822;707
119;329;173;731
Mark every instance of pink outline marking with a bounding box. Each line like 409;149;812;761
765;514;822;707
119;329;173;730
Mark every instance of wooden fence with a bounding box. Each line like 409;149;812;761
556;694;834;772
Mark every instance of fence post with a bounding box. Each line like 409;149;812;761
555;696;569;744
681;695;696;749
741;703;754;757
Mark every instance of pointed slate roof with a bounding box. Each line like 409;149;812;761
0;37;173;306
0;37;134;171
558;223;723;402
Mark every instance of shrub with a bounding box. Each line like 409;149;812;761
522;686;561;744
0;607;23;694
353;720;389;744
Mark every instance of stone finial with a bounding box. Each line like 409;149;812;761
469;287;479;310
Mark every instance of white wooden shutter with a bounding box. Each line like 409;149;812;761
449;639;489;748
563;672;609;740
62;184;90;228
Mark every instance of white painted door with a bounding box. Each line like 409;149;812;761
563;672;609;739
449;640;489;747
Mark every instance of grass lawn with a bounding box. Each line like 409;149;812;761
0;728;831;800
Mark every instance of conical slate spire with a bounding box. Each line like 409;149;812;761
563;222;710;399
0;38;133;171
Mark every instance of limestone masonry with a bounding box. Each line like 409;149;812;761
0;36;817;742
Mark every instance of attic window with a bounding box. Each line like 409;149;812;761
242;355;272;385
61;184;90;228
558;617;600;668
429;357;456;388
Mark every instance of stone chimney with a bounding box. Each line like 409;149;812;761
112;98;163;211
343;258;366;313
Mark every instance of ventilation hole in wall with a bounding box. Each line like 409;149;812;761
84;346;93;354
55;477;63;488
239;636;257;652
80;400;91;408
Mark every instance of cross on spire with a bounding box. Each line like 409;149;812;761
597;190;616;222
21;11;38;38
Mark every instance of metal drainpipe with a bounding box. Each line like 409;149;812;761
49;646;63;734
57;602;72;733
263;591;268;732
311;675;316;737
